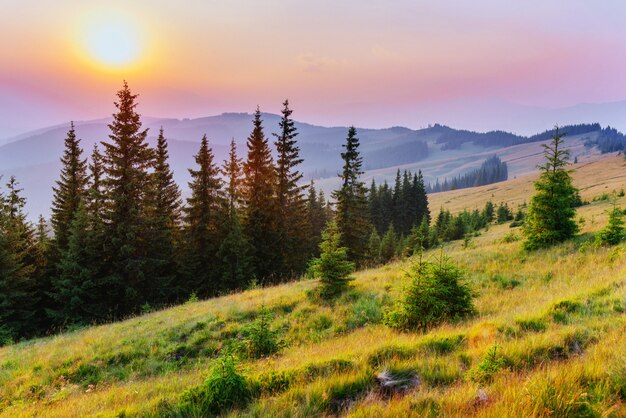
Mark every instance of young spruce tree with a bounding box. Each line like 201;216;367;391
310;219;355;299
523;127;579;250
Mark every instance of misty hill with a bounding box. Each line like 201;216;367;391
0;114;623;218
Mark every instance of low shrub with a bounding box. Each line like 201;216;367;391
468;345;507;384
243;306;282;359
384;254;475;332
177;356;251;416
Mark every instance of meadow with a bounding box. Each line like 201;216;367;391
1;155;625;417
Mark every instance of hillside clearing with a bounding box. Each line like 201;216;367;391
0;155;625;417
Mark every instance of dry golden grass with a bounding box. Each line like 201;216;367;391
1;155;625;417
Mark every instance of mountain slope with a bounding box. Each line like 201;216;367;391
0;156;625;417
0;115;618;219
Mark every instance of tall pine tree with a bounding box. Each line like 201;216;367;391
273;100;308;278
183;135;224;296
50;122;88;255
146;128;182;303
0;177;40;340
218;139;252;291
332;127;370;265
242;108;279;283
101;81;155;316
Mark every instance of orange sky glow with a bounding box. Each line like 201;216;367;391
2;0;626;136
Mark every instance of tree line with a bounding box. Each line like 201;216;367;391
0;83;435;342
427;155;508;193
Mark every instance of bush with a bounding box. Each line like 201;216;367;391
243;306;281;358
177;356;250;416
384;254;475;331
309;220;355;300
595;198;625;246
468;345;507;384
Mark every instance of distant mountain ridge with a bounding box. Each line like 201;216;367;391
0;113;623;219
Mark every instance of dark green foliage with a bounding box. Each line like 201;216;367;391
524;127;580;250
242;108;279;283
219;140;253;291
428;155;508;193
333;126;370;265
368;170;430;237
183;135;224;297
306;181;331;259
380;225;398;263
496;202;513;223
49;204;98;325
100;82;156;316
309;220;355;299
0;177;41;340
365;229;381;267
482;201;495;223
384;253;475;331
146;128;182;304
177;356;251;416
595;196;625;246
273;100;308;278
50;122;89;259
243;306;281;358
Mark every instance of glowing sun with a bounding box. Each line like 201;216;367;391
81;15;143;69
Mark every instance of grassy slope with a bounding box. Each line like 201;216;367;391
1;156;625;417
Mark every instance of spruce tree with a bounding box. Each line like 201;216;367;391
101;81;155;315
310;219;354;299
183;135;224;296
82;144;108;320
218;139;252;290
242;108;279;283
273;100;308;278
596;196;625;246
366;229;382;267
0;177;40;339
523;127;579;250
146;128;182;303
332;127;371;265
380;225;398;263
306;181;330;259
414;171;430;225
50;122;88;255
49;204;98;325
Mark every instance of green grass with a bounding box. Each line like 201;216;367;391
1;162;626;417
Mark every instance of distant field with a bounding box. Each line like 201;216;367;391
429;153;626;213
316;133;603;196
1;155;625;417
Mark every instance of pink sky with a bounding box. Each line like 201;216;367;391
2;0;626;137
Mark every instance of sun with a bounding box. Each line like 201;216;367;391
78;13;145;70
